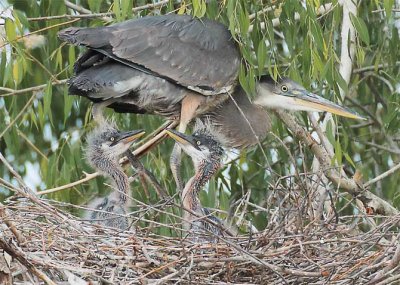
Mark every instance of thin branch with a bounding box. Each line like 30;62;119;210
64;0;92;14
0;79;68;97
0;94;35;140
275;110;399;216
0;19;79;49
353;61;400;73
0;203;26;244
372;8;400;13
27;0;170;21
37;172;100;195
357;140;400;155
0;238;57;285
0;152;89;233
364;162;400;188
248;3;334;32
17;130;49;161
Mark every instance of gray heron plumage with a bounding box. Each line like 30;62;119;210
85;121;145;229
59;14;363;190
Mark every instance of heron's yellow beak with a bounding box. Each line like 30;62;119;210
166;129;201;150
117;130;145;145
291;90;366;120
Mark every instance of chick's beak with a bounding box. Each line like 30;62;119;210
290;89;366;120
166;129;201;150
112;130;145;146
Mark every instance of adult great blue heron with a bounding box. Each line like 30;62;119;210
85;121;145;229
59;14;363;189
166;123;226;242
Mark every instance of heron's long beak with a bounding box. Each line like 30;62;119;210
112;130;145;146
166;129;201;150
290;89;365;120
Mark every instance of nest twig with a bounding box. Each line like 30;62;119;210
1;177;399;285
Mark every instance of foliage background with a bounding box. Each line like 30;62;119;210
0;0;399;236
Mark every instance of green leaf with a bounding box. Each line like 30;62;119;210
121;0;132;20
310;21;324;51
257;40;267;74
0;51;6;79
30;109;38;129
325;120;335;145
344;152;356;168
55;48;63;70
335;71;348;95
37;102;45;130
193;0;206;18
88;0;103;13
238;5;249;35
239;63;249;95
44;82;53;124
68;45;75;74
12;10;29;29
334;138;343;166
63;86;73;125
113;0;122;21
350;14;370;45
384;0;394;19
12;61;20;85
312;50;324;76
5;18;16;41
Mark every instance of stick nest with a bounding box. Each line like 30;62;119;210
1;188;399;285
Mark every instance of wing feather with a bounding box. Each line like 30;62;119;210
58;15;240;95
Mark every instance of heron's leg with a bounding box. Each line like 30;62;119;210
170;94;205;192
92;99;117;123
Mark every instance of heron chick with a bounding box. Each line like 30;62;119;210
86;191;130;230
167;122;226;242
85;121;145;229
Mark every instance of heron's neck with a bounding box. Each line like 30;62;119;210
93;154;129;203
182;158;220;227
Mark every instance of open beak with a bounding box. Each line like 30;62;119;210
111;129;145;146
290;89;366;120
166;129;201;150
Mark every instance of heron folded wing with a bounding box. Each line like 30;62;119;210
59;15;241;96
109;15;240;95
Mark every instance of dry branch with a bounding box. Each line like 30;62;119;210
1;184;399;284
275;110;399;216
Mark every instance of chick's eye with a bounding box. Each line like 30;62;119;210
110;136;115;142
281;85;288;92
196;140;201;146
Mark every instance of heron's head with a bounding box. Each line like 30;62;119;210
166;125;224;169
86;194;130;230
86;122;145;165
253;76;364;120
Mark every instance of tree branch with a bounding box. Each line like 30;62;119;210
0;79;68;97
0;239;56;285
275;110;398;216
364;162;400;188
26;0;171;21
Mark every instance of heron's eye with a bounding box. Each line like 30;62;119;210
196;140;201;146
110;136;115;142
281;85;288;92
